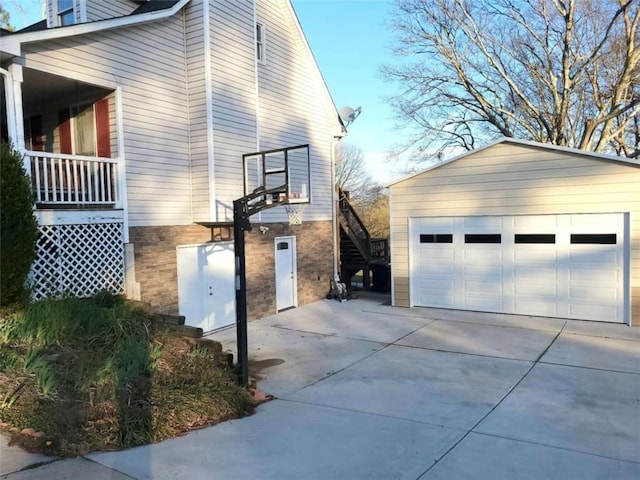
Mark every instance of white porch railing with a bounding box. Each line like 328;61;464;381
27;151;120;207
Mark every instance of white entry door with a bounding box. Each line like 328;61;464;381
177;242;236;332
275;237;297;311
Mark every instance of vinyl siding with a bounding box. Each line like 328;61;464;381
22;14;192;227
254;0;336;223
24;0;339;227
86;0;135;22
389;143;640;325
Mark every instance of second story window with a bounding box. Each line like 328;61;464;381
58;0;75;26
256;23;266;63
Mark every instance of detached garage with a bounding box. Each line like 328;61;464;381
389;138;640;325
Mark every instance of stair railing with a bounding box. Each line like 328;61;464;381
338;188;373;261
370;237;389;263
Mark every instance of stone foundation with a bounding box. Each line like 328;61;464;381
128;221;333;321
244;221;333;320
128;225;212;313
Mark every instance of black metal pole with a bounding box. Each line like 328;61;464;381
233;199;249;388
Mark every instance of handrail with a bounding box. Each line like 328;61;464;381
370;237;389;261
338;187;371;260
27;151;119;207
338;187;390;265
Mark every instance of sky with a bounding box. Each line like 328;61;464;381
3;0;406;184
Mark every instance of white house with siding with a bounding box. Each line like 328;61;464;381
388;138;640;326
1;0;344;330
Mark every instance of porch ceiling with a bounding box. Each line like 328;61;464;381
22;68;111;106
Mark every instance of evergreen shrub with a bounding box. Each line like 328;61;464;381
1;141;38;306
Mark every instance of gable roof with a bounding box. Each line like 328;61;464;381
388;137;640;187
131;1;182;15
1;0;190;56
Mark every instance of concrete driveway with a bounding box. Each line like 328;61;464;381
2;293;639;479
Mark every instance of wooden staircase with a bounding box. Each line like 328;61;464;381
338;188;390;290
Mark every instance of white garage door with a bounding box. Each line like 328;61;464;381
410;214;629;323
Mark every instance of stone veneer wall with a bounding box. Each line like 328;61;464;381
128;221;333;320
244;221;333;320
128;225;213;313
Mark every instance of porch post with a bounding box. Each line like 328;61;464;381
1;68;15;142
8;64;26;159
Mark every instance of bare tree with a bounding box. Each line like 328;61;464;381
335;143;389;237
353;186;390;239
335;143;372;198
384;0;640;159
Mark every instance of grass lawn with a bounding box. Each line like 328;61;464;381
0;293;255;456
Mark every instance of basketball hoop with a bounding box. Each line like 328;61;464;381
284;204;306;225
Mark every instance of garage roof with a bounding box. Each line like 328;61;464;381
388;138;640;188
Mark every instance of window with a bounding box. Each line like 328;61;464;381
570;234;616;245
464;234;501;243
23;116;44;151
515;234;556;244
71;104;96;156
59;99;111;157
420;234;453;243
58;0;74;26
256;23;266;63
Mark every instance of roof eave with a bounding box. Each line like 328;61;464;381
1;0;190;56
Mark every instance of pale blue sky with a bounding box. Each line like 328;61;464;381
292;0;406;183
4;0;405;183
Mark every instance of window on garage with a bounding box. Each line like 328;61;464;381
515;234;556;244
420;234;453;243
570;234;616;244
464;234;501;243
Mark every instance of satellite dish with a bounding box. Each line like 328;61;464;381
339;106;362;126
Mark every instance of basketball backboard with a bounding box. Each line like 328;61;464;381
243;144;310;206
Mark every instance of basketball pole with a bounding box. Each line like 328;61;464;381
233;198;250;388
234;144;310;388
232;186;283;388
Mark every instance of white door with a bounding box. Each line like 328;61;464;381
275;237;297;311
410;214;628;323
177;242;236;332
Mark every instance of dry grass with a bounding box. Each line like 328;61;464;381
0;293;254;456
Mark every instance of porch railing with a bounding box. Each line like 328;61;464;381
27;151;120;207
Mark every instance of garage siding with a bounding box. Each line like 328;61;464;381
389;142;640;325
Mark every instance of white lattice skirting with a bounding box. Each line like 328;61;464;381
31;222;125;300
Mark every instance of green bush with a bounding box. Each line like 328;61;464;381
1;141;38;306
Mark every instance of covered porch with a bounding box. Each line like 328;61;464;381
2;64;128;299
2;67;122;210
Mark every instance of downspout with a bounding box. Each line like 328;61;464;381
116;86;140;300
253;0;260;151
253;0;262;222
114;87;129;243
331;138;340;279
203;0;217;221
